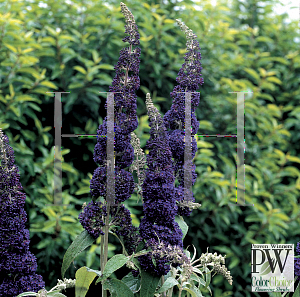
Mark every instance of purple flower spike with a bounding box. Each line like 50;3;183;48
163;20;203;217
78;3;142;263
0;128;45;296
138;93;185;277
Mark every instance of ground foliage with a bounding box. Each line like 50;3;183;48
0;0;299;296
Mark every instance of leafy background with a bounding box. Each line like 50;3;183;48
0;0;299;296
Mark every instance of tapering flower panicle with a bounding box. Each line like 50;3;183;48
138;93;185;277
79;3;141;251
0;128;45;296
163;20;203;217
198;249;233;285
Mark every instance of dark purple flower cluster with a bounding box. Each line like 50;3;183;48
139;239;190;276
295;241;300;277
90;2;140;201
78;4;141;259
110;204;142;255
138;94;184;277
163;20;204;217
90;164;135;204
78;201;107;239
0;129;45;296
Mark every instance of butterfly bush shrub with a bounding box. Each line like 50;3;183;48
11;2;236;297
0;128;45;296
77;1;143;282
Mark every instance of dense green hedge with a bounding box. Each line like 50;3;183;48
0;0;299;296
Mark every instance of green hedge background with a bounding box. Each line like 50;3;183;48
0;0;299;296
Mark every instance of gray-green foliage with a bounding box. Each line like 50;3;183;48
0;0;299;296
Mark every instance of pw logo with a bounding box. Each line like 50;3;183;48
251;244;294;293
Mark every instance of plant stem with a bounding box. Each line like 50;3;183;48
178;287;183;297
100;230;104;296
102;203;110;297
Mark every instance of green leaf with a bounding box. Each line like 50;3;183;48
62;163;79;175
0;123;9;130
135;240;145;253
61;216;77;223
69;82;85;89
9;105;20;117
286;155;300;164
258;93;274;102
204;267;211;288
189;285;203;297
96;254;129;283
132;257;142;271
41;220;56;232
139;86;151;95
45;26;58;37
175;215;188;239
15;95;39;102
121;272;141;293
272;57;289;65
40;80;58;89
59;35;76;41
21;130;36;141
92;50;101;63
42;134;49;146
266;76;282;85
256;36;274;43
103;278;134;297
15;293;37;297
228;256;240;270
75;187;91;195
30;87;49;94
34;117;42;131
61;230;96;279
244;68;260;82
73;66;87;74
75;266;97;297
36;239;50;249
4;43;17;53
156;277;178;293
85;267;102;277
183;287;199;297
98;64;114;70
140;270;161;297
41;36;56;45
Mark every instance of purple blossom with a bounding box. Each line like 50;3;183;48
138;94;184;277
163;20;204;217
295;258;300;277
78;201;107;239
78;4;142;265
0;129;45;296
296;241;300;255
89;166;135;203
110;204;142;256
